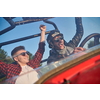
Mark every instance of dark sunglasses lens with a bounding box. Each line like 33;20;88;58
60;37;63;40
26;51;30;55
53;39;58;42
21;52;26;56
54;37;63;42
21;52;29;56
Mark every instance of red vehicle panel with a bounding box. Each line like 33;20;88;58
43;55;100;84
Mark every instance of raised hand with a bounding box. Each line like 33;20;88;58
73;47;86;53
39;25;46;42
39;25;46;32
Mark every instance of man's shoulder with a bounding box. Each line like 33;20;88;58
0;60;6;64
0;61;20;69
49;49;58;56
47;49;59;64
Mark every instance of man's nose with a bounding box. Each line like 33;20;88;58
59;39;63;42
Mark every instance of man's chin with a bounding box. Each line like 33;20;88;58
26;60;29;63
59;45;65;50
56;47;64;50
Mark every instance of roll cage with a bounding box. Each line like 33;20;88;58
0;17;100;63
0;17;59;63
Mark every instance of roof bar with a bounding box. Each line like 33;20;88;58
0;30;56;48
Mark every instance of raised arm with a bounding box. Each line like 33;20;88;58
39;25;46;43
28;25;46;68
67;17;84;48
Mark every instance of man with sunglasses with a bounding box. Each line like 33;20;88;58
47;17;85;64
0;25;46;84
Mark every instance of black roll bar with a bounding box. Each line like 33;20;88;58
43;20;59;31
0;17;54;35
0;17;16;35
0;17;59;63
0;30;56;48
79;33;100;47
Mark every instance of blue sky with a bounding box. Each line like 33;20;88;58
0;17;100;63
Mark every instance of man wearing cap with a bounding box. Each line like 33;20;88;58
47;17;85;64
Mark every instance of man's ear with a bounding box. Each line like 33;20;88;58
13;57;18;62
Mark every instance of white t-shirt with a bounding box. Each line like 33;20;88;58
15;65;39;84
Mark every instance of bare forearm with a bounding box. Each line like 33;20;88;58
40;31;46;43
39;25;46;43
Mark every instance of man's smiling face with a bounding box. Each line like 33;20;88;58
52;35;65;50
13;50;29;66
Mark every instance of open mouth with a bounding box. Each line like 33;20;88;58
58;43;64;47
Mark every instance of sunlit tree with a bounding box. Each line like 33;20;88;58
0;48;13;64
88;41;100;48
87;41;94;48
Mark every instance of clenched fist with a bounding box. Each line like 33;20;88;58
39;25;46;32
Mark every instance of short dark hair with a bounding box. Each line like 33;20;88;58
11;46;25;56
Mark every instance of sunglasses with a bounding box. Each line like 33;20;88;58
13;51;30;58
53;37;63;42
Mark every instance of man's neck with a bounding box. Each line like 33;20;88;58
18;62;27;67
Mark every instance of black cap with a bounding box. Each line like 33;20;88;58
47;31;63;48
